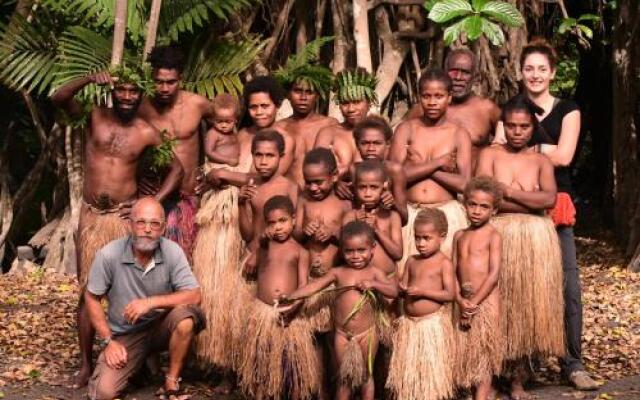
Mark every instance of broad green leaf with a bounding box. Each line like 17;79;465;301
472;0;488;11
480;1;524;27
578;24;593;39
428;0;473;23
442;18;466;45
558;18;576;34
423;0;441;11
481;18;505;46
578;13;600;23
463;15;483;40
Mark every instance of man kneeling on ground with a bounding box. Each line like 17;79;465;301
85;197;204;400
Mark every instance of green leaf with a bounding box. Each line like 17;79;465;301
558;17;577;34
480;1;524;27
182;36;264;98
428;0;473;23
578;24;593;39
423;0;441;11
481;18;505;46
463;15;483;41
442;18;466;45
471;0;488;11
578;13;600;23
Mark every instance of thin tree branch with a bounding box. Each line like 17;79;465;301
263;0;296;62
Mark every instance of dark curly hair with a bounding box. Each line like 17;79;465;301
304;147;337;174
243;76;286;109
148;45;185;73
263;195;295;219
251;129;285;156
414;208;448;237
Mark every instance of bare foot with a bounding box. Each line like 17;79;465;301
72;367;92;389
510;381;533;400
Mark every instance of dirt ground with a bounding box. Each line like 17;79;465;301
1;230;639;399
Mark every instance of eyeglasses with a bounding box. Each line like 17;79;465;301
133;219;164;230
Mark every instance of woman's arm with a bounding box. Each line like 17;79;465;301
540;110;580;167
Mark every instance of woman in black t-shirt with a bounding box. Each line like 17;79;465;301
520;39;597;391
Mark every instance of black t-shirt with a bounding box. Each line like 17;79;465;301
529;98;579;194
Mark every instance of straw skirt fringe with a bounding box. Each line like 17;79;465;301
237;298;320;400
400;200;468;276
491;213;565;360
191;161;250;369
454;295;504;388
339;332;369;390
386;309;456;400
78;204;129;287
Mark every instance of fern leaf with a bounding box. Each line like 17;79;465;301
182;36;264;98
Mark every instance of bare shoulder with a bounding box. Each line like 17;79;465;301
183;90;211;109
437;251;453;267
384;160;403;175
453;229;465;241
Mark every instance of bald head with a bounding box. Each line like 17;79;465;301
131;197;165;221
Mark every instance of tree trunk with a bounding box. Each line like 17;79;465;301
295;0;310;53
611;0;640;270
352;0;372;72
142;0;162;62
373;6;410;112
329;0;349;119
111;0;128;66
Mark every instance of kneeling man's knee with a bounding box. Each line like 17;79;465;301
174;317;195;337
89;381;120;400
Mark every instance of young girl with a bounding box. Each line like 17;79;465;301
282;221;398;400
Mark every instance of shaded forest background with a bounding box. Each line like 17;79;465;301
0;0;637;273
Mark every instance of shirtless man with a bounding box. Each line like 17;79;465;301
138;45;214;260
406;48;500;164
314;68;377;177
276;78;338;189
390;69;471;273
51;67;183;388
475;95;563;399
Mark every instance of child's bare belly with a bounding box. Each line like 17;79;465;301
404;297;443;318
257;275;299;305
334;290;376;336
407;179;455;204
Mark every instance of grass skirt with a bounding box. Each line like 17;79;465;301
454;295;504;388
237;297;320;400
164;193;198;263
400;200;468;276
386;308;455;400
339;330;370;390
191;162;248;369
78;203;129;287
491;213;565;360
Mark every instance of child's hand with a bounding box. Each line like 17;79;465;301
242;252;258;278
335;180;354;200
303;219;320;237
238;179;257;204
356;280;374;291
313;224;332;243
356;205;376;227
380;190;395;210
404;286;423;297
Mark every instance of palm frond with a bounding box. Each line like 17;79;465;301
182;36;265;98
41;0;147;44
53;27;137;104
284;36;334;71
0;13;60;95
158;0;257;42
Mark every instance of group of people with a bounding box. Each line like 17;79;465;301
51;38;598;400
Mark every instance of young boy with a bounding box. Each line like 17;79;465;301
237;195;320;400
452;177;504;400
387;208;456;400
343;160;403;276
338;115;408;224
238;130;299;275
204;93;240;166
295;147;352;277
282;221;398;400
